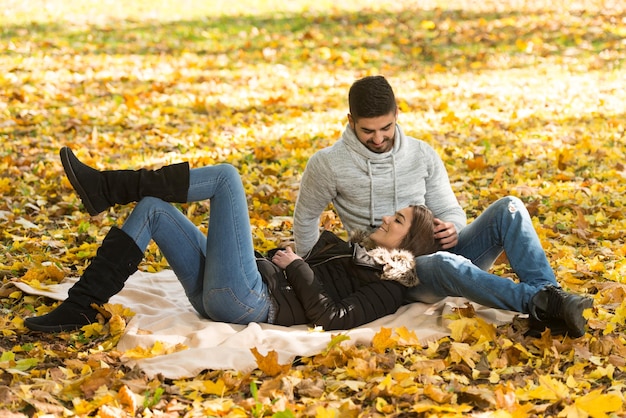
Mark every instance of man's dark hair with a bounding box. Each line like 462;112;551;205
348;75;397;121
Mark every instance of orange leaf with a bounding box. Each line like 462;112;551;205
250;347;291;377
466;156;488;171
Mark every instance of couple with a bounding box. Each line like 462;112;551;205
25;76;593;337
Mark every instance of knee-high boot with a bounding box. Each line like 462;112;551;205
60;146;190;216
24;227;144;332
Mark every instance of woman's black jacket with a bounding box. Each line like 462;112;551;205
256;230;418;330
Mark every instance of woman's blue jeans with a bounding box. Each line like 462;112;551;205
404;196;558;313
120;165;272;324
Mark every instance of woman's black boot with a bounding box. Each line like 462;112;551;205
24;227;144;332
528;285;594;338
60;146;190;216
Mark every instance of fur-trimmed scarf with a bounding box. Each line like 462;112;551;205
350;231;419;288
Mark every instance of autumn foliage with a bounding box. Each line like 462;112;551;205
1;0;626;416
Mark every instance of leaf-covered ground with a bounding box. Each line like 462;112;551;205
1;0;625;416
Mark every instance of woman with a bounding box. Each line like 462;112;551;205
25;148;440;333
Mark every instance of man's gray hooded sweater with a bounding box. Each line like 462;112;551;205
294;124;467;255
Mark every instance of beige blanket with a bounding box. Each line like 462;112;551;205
16;270;517;379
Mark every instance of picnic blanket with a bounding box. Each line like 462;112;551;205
16;270;518;379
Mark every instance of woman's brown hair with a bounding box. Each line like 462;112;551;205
398;205;440;257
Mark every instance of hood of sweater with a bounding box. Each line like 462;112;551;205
350;230;419;288
341;122;405;159
341;123;407;228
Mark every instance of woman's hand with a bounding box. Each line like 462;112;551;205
434;218;458;249
272;246;303;269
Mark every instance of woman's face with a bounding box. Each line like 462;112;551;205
369;206;413;249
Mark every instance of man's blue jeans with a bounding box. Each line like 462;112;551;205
405;196;558;313
120;164;272;324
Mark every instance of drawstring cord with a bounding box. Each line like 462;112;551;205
367;155;398;228
367;160;375;228
391;154;398;213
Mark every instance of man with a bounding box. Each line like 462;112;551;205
294;75;464;256
293;75;593;337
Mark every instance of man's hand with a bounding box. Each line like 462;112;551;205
272;247;303;269
434;218;458;249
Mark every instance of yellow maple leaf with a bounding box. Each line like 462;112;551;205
420;20;436;30
395;326;419;345
398;100;410;112
519;375;569;401
372;327;396;353
315;406;340;418
413;403;473;414
202;398;240;415
424;384;453;403
574;389;623;417
203;378;227;396
346;357;376;380
108;314;126;337
102;303;136;319
81;322;105;338
449;342;481;368
0;177;11;194
122;341;188;360
442;110;460;124
19;264;65;286
376;374;394;392
589;257;606;273
449;316;496;344
250;347;290;377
